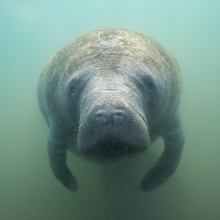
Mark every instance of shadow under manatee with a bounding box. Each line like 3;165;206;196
100;148;159;220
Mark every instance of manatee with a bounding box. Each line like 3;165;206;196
37;28;184;192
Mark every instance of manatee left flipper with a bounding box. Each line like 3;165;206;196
47;128;78;192
140;112;185;192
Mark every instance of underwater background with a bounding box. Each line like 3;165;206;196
0;0;220;219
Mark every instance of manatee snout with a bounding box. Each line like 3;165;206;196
77;96;149;157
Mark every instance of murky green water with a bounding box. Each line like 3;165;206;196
0;0;220;219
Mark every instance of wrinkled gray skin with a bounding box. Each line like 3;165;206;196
37;28;184;192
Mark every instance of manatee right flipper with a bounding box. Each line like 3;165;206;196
140;111;185;192
47;126;78;192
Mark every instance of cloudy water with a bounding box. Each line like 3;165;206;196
0;0;220;219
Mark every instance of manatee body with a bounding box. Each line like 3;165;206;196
37;28;184;192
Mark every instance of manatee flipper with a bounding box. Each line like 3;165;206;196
47;127;78;192
140;112;184;192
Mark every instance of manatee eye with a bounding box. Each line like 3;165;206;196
142;76;156;93
147;81;156;92
69;86;76;98
70;87;75;94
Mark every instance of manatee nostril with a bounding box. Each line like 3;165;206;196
96;115;107;126
113;113;124;124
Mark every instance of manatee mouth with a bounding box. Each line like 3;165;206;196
81;137;146;157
